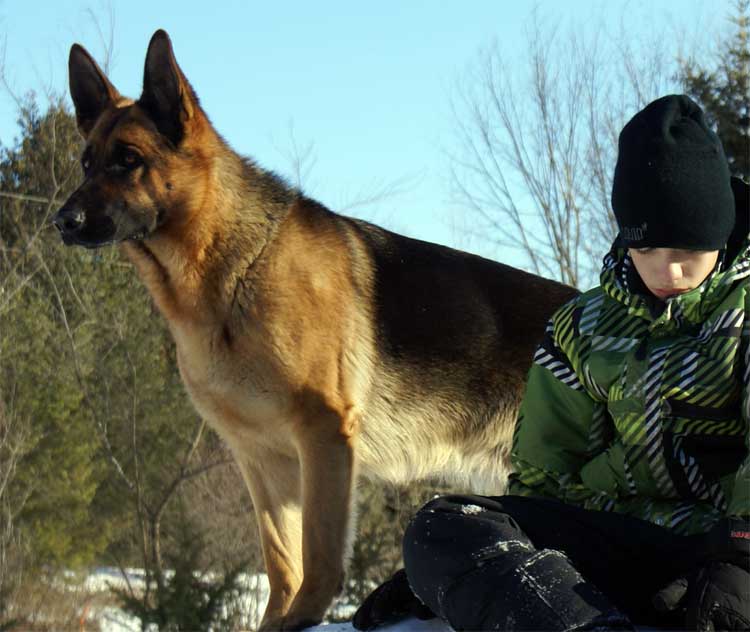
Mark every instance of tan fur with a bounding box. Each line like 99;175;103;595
58;31;579;630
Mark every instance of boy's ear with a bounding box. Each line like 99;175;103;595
139;29;198;145
68;44;121;138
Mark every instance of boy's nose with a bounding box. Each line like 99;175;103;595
665;262;683;283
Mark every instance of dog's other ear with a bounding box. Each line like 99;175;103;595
140;29;198;145
69;44;121;138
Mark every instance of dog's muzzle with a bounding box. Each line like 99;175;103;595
53;206;87;245
53;205;123;248
54;201;156;248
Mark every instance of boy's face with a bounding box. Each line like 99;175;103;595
628;248;720;300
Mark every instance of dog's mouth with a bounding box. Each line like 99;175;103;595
61;228;150;249
54;210;158;249
58;230;102;249
61;232;147;249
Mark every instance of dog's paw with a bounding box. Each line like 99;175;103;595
257;615;285;631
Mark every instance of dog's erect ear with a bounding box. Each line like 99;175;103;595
69;44;121;138
139;30;198;145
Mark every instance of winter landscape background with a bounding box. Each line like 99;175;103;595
1;0;747;629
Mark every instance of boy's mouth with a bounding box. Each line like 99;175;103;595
652;287;690;299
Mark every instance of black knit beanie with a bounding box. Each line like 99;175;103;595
611;94;735;250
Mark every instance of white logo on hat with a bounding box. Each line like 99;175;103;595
622;222;648;241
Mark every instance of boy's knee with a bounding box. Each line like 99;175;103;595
403;495;533;587
404;495;496;557
411;494;529;538
412;493;501;518
415;493;473;515
402;498;483;616
403;497;482;579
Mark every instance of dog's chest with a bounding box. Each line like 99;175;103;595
172;325;291;450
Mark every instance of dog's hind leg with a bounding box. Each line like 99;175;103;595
236;452;304;631
281;403;358;630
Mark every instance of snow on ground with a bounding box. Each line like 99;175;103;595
78;567;657;631
80;567;452;632
307;618;452;632
82;567;268;631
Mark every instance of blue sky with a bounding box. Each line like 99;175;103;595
0;0;734;271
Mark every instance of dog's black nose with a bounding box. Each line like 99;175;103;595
53;207;86;234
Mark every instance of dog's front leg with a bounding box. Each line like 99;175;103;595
281;410;357;630
235;452;304;631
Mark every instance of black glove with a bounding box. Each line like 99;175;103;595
353;568;435;631
703;517;750;571
653;562;750;631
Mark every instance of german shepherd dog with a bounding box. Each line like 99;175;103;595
55;30;578;630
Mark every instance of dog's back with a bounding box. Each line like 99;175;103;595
299;204;578;491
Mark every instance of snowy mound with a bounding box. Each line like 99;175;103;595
308;618;451;632
79;568;657;631
81;567;452;632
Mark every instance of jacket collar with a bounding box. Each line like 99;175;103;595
600;195;749;331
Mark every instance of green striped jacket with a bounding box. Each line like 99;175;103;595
509;206;749;535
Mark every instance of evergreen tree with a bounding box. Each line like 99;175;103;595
0;99;108;569
681;0;750;180
114;502;248;632
0;93;248;628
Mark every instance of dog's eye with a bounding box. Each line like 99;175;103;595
81;155;92;173
121;150;142;168
107;147;143;173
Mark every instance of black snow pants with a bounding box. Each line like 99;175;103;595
403;494;710;631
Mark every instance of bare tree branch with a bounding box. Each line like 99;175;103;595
86;2;117;75
449;9;685;288
0;191;57;205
